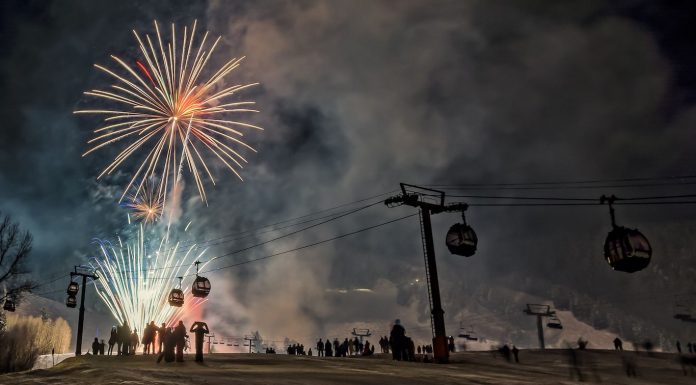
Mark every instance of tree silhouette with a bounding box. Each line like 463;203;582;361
0;212;34;303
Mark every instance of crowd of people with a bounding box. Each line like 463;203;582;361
92;320;209;363
307;319;440;362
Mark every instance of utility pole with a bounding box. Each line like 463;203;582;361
70;266;99;356
385;183;469;363
523;304;554;349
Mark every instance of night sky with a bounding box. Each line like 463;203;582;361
2;0;696;347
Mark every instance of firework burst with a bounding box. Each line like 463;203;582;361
76;20;262;204
90;225;211;332
123;178;163;224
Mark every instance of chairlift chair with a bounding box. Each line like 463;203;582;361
191;261;211;298
445;211;478;257
3;299;16;312
168;277;185;307
546;316;563;330
601;195;651;273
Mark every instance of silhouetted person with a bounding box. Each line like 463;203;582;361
448;336;455;353
157;328;176;363
389;319;406;361
130;328;139;355
613;337;623;351
142;321;156;354
324;339;333;357
317;339;324;357
512;345;519;363
158;322;167;353
119;321;131;355
688;342;693;354
190;321;209;362
417;345;422;355
308;348;312;356
677;341;682;354
174;321;187;362
92;338;100;355
567;346;583;381
500;344;511;362
622;353;637;377
100;339;106;355
108;326;117;355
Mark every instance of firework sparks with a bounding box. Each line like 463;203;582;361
90;225;211;332
122;178;163;224
76;20;262;204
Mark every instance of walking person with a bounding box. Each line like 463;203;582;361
190;321;209;363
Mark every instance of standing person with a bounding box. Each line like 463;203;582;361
174;321;187;362
316;339;324;357
108;326;117;355
190;321;209;363
677;341;682;354
389;319;406;361
142;321;155;354
613;337;623;351
348;338;354;356
512;345;519;363
158;322;167;353
99;339;106;355
324;339;333;357
119;321;131;356
130;328;140;355
92;338;100;355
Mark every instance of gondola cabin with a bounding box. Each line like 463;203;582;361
192;276;211;298
168;288;184;307
67;281;79;296
65;295;77;308
3;299;16;312
445;223;478;257
604;226;651;273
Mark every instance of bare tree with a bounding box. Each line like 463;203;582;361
0;212;35;303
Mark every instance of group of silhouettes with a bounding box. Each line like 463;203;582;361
97;320;209;363
315;337;375;357
309;320;435;361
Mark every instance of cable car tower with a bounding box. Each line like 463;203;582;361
385;183;474;363
523;304;563;349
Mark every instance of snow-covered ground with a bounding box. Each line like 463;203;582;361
3;350;695;385
31;354;74;370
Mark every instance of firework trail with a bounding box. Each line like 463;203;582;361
76;20;262;205
90;225;211;331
